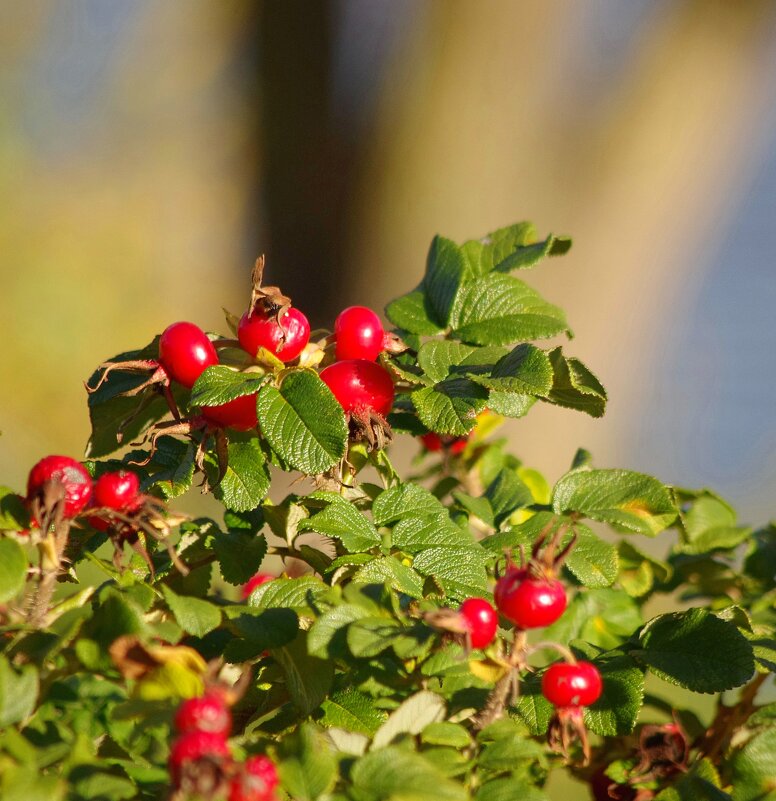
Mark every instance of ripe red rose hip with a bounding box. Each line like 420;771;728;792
229;755;279;801
175;692;232;738
202;393;258;431
238;307;310;363
494;568;567;629
169;729;230;783
93;470;141;511
241;572;274;600
319;359;394;417
420;432;468;455
542;661;602;708
27;455;92;519
334;306;386;362
158;321;218;388
459;597;498;649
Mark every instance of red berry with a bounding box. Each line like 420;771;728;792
241;572;274;600
229;755;279;801
202;394;258;431
27;456;92;518
319;360;394;417
459;598;498;649
158;322;218;388
169;729;230;783
93;471;141;511
493;568;567;629
334;306;386;362
238;307;310;363
420;432;443;452
420;432;468;454
541;661;602;708
175;692;232;737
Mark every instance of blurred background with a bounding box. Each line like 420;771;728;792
1;0;776;525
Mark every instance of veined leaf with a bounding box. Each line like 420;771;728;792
191;365;266;406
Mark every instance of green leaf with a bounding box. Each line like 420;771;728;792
257;370;348;474
425;235;470;326
351;746;468;801
411;379;488;436
412;547;488;599
346;616;403;658
0;657;38;727
564;525;619;588
421;722;472;748
278;723;337;801
678;495;750;554
372;690;447;748
300;498;381;552
580;651;645;736
385;289;444;336
471;344;553;396
392;515;477;553
730;728;776;801
0;488;30;531
308;604;370;659
212;439;270;512
635;608;754;693
141;437;196;499
353;557;425;598
225;607;298;660
450;274;568;345
462;222;538;275
161;585;221;638
544;348;607;417
213;530;268;585
617;541;672;597
320;689;387;736
475;778;548;801
373;484;444;526
0;538;28;603
486;392;536;419
274;633;334;716
552;468;677;536
512;675;554;735
190;365;266;406
484;469;533;527
248;576;330;614
655;759;732;801
417;341;479;384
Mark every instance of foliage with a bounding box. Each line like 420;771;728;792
0;222;773;801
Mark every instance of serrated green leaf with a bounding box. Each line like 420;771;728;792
0;538;28;603
347;616;403;658
190;365;266;406
678;495;750;554
617;540;672;597
248;576;329;613
141;436;196;499
213;530;268;585
425;236;470;326
385;289;444;336
553;468;677;536
411;379;488;436
257;370;348;474
275;633;334;716
512;675;554;735
417;341;478;384
212;439;270;512
486;391;536;419
225;607;298;660
636;608;754;693
372;690;447;748
308;604;370;659
471;344;553;396
543;348;607;417
278;723;337;801
320;689;387;736
353;556;425;598
655;759;732;801
484;468;533;527
450;274;568;345
0;488;30;531
351;746;468;801
392;515;477;553
0;657;38;727
579;651;645;736
476;778;548;801
373;484;444;526
462;222;538;275
730;728;776;801
421;722;472;748
300;499;381;552
564;525;619;588
412;547;488;599
161;585;221;638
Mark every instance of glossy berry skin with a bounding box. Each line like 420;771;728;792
93;471;141;511
542;661;602;708
158;322;218;388
27;455;92;518
319;359;394;417
169;730;230;782
175;692;232;737
238;307;310;363
334;306;386;362
229;755;279;801
202;393;258;431
459;598;498;649
494;568;567;629
241;572;274;600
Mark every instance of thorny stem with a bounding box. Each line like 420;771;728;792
26;503;70;629
700;672;768;762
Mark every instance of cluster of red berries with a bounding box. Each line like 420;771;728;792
171;691;278;801
25;454;143;533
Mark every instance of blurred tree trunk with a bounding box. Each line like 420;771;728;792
346;0;776;480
